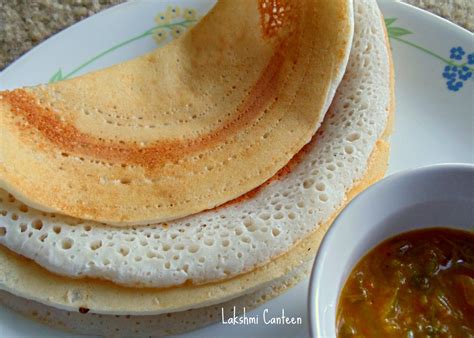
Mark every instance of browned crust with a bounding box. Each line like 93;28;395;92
2;45;289;169
1;2;306;170
0;0;354;225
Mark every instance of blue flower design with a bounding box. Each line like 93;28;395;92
458;66;473;81
468;53;474;65
442;65;458;79
447;79;463;91
443;47;473;92
450;47;465;60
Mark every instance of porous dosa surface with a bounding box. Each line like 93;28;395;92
0;129;390;315
0;262;311;337
0;0;353;225
0;0;391;289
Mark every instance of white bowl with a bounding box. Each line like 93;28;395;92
308;163;474;337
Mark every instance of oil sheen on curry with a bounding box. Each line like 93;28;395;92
337;228;474;338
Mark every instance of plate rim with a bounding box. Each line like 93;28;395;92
1;0;472;80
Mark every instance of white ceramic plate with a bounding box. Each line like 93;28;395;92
0;1;472;337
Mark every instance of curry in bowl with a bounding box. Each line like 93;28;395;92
337;228;473;337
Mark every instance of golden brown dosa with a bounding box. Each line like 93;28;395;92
0;0;353;225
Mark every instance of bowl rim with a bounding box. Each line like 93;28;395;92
307;162;474;337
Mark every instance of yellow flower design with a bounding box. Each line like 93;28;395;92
167;6;181;19
154;12;170;25
171;26;185;39
183;8;197;21
152;6;198;46
153;29;168;44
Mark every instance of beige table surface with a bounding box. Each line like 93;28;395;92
0;0;472;71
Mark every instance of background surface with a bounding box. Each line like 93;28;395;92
0;0;473;71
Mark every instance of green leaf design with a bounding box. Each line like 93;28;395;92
385;17;412;38
49;69;64;83
384;18;397;27
387;27;412;38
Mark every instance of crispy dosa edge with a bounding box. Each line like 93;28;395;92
0;260;311;336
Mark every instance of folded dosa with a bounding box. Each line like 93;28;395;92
0;0;393;294
0;0;353;225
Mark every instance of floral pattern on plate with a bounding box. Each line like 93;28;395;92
48;11;473;94
49;5;198;83
385;18;473;92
